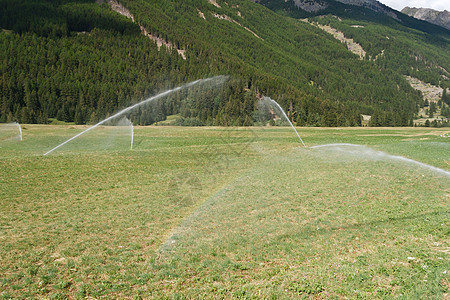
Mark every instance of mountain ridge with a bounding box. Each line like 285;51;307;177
401;7;450;31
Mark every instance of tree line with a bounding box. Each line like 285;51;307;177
1;0;448;127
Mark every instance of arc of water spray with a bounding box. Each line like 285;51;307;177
311;143;450;178
16;122;23;141
130;121;134;151
44;77;224;156
265;97;306;147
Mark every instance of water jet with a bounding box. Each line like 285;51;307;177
44;76;227;155
257;96;306;146
0;122;22;141
310;143;450;178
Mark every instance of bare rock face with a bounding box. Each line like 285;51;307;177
401;7;450;31
335;0;379;9
292;0;328;13
334;0;399;19
250;0;399;19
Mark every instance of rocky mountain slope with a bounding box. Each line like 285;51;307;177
252;0;399;19
401;7;450;31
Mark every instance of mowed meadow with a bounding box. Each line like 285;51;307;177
0;125;449;299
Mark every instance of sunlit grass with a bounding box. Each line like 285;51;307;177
0;126;449;298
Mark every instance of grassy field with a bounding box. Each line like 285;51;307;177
0;125;449;299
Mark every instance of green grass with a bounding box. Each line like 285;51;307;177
0;125;449;298
154;114;181;126
47;118;76;126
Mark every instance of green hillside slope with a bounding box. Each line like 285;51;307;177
0;0;449;126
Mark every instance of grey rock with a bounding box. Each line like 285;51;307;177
401;7;450;30
292;0;328;12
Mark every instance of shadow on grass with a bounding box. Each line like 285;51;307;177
332;210;449;232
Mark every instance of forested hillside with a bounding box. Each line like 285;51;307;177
1;0;449;126
257;0;449;88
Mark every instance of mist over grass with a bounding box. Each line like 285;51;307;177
0;122;22;142
0;126;448;298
